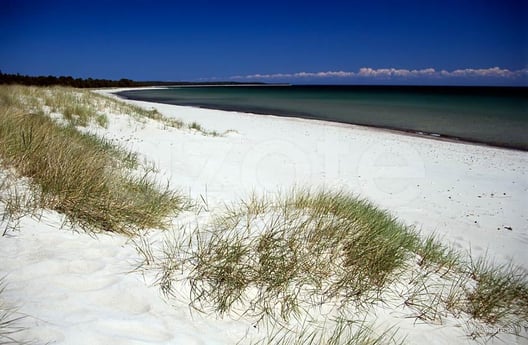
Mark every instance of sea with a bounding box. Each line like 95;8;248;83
118;85;528;151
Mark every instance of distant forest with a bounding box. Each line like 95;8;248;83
0;71;254;88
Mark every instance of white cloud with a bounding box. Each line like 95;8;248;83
231;67;527;82
446;67;520;78
232;71;358;79
357;67;436;77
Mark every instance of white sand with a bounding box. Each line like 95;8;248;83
1;88;527;344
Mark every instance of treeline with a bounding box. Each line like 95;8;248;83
0;72;261;88
0;72;159;88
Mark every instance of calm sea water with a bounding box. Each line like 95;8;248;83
118;85;528;150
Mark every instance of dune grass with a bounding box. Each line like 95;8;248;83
0;279;26;345
183;190;419;319
95;92;228;136
140;189;528;343
466;258;528;325
1;84;108;128
0;84;225;136
252;317;402;345
0;85;187;235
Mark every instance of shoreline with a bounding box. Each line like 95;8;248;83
107;88;528;271
115;89;528;152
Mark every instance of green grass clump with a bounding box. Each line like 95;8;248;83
171;190;421;321
186;121;222;137
188;122;203;131
146;189;528;343
466;258;528;325
0;101;185;235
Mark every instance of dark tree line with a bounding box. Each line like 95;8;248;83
0;71;147;88
0;71;261;88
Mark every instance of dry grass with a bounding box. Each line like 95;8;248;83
0;85;187;235
95;92;226;136
0;84;225;136
253;317;402;345
466;257;528;325
137;189;528;344
181;190;419;320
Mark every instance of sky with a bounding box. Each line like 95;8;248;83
0;0;527;85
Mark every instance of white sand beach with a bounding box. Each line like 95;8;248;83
1;88;527;344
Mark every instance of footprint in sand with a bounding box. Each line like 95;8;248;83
92;319;174;343
94;288;152;314
81;246;124;261
53;274;120;292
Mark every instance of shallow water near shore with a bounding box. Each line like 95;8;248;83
119;85;528;150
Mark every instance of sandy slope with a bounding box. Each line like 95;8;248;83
1;89;526;344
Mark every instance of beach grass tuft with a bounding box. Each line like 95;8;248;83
466;257;528;325
252;317;403;345
141;188;528;343
0;85;187;235
180;190;423;319
0;84;223;136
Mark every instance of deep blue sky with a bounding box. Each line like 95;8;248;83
1;0;526;85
